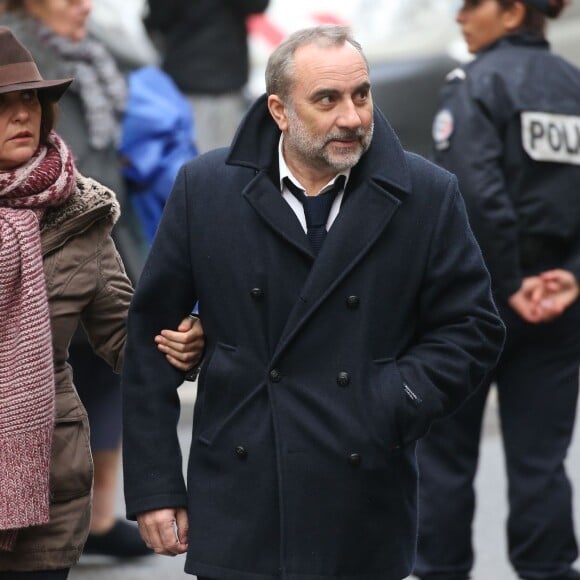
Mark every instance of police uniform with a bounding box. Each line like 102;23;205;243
415;33;580;580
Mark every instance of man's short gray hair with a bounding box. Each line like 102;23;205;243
265;25;368;102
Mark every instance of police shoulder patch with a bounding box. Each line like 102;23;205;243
521;111;580;166
432;109;454;151
445;67;466;82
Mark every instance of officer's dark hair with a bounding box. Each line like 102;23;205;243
265;25;368;104
497;0;566;36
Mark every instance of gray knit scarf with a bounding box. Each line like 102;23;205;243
38;23;127;150
0;133;76;552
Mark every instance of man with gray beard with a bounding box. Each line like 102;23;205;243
122;24;505;580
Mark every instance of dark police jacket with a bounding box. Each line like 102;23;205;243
122;95;505;580
432;33;580;300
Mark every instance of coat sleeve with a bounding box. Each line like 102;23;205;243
78;231;133;373
122;166;198;519
397;175;505;443
563;232;580;284
435;80;521;299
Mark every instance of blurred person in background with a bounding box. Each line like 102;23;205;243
0;27;202;579
144;0;269;153
88;0;159;74
414;1;580;579
0;0;196;559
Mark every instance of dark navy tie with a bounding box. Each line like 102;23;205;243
284;175;346;255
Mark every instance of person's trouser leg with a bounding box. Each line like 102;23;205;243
187;92;247;153
70;338;150;558
414;380;491;580
70;338;122;534
498;304;580;580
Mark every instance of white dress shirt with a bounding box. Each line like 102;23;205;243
278;135;350;234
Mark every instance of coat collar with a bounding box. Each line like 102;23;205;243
478;31;550;56
227;93;411;195
41;175;119;255
227;94;413;358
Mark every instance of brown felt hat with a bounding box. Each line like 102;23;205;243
0;26;72;99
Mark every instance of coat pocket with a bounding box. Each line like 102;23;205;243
50;415;92;502
196;342;240;446
364;358;426;451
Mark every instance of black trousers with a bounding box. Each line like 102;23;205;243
2;570;69;580
415;301;580;580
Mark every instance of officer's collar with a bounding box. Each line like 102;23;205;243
478;31;549;56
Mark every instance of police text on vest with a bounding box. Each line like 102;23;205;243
522;111;580;166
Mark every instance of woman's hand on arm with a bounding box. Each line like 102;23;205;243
156;316;205;371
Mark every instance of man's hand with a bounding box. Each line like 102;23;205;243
156;316;205;371
137;507;189;556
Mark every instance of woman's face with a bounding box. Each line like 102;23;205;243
456;0;517;54
24;0;92;42
0;90;42;171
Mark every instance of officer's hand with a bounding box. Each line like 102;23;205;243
156;316;205;371
537;269;579;321
137;507;189;556
508;276;545;323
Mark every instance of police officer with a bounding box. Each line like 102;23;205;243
414;1;580;579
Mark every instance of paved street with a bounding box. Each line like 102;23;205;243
70;381;580;580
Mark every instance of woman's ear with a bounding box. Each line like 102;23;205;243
503;1;527;31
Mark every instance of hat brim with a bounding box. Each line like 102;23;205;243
0;78;73;101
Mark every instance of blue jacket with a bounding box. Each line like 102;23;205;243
122;95;505;580
119;66;198;243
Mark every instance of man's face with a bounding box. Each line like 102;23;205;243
275;41;374;175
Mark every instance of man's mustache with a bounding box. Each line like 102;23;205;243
325;129;368;142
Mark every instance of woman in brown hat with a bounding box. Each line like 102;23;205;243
0;27;203;579
0;1;173;557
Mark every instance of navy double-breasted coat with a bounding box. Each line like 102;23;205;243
122;95;505;580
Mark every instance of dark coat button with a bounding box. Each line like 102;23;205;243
337;372;350;387
348;453;361;467
346;295;360;309
235;446;248;459
250;288;264;300
269;369;282;382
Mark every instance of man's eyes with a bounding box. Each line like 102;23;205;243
318;95;335;105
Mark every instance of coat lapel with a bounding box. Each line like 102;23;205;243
273;180;403;360
242;171;313;258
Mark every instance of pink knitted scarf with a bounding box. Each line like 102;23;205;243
0;132;75;551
